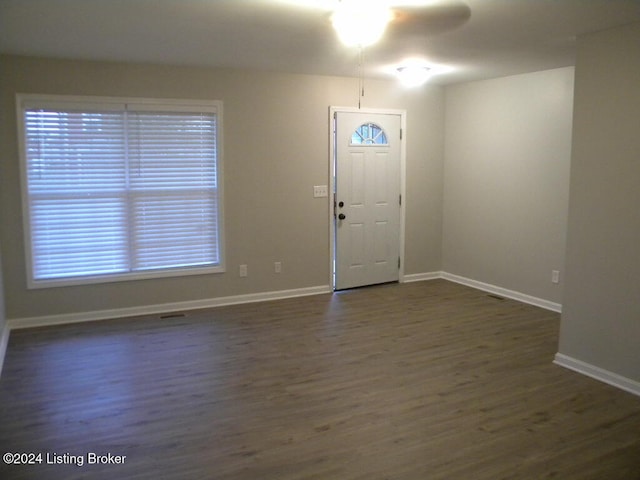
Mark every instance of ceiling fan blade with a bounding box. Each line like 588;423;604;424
390;2;471;36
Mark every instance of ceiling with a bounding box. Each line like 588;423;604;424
1;0;639;85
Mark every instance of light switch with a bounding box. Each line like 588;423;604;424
313;185;328;198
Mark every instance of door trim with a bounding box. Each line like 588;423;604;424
329;106;407;290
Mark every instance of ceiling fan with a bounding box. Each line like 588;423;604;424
277;0;471;47
332;0;471;87
277;0;470;87
334;0;471;47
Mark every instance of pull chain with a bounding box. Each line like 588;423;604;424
358;46;365;109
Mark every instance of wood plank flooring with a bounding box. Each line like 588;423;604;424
0;280;638;479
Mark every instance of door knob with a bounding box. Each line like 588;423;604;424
338;213;346;220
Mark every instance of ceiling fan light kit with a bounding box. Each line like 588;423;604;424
331;0;393;47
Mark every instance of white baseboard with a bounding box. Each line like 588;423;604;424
402;271;442;283
401;271;562;312
554;353;640;397
8;285;332;330
0;322;9;377
440;272;562;313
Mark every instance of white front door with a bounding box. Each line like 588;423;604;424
334;111;402;290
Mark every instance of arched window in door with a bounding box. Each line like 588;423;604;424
350;123;388;145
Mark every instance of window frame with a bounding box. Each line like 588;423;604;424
16;94;225;289
350;122;389;146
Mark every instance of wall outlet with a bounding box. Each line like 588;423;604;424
551;270;560;284
274;261;282;274
239;264;248;277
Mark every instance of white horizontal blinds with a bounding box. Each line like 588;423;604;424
23;98;220;283
25;108;129;280
127;110;219;271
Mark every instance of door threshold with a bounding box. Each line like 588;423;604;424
333;280;399;293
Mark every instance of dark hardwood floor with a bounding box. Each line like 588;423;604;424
0;280;638;479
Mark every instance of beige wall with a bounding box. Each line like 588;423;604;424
442;67;574;304
559;23;640;382
0;244;5;375
0;55;444;321
0;245;5;334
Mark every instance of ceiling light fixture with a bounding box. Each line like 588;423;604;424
332;0;393;47
396;65;432;87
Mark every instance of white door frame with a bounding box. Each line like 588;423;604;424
328;106;407;290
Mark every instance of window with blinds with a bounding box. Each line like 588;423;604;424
18;95;224;288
